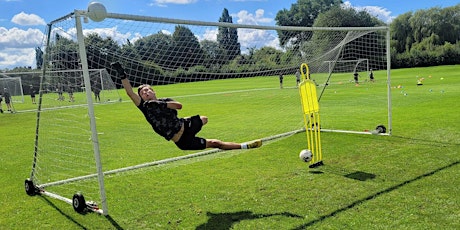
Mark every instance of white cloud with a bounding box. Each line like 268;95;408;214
83;27;133;44
232;9;279;53
194;8;279;53
0;27;44;49
0;7;280;69
150;0;197;7
11;12;46;26
0;47;37;69
199;28;218;41
237;28;280;53
342;1;395;24
196;8;279;52
235;9;272;25
230;0;267;2
0;26;44;69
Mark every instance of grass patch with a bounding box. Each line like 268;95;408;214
1;65;459;229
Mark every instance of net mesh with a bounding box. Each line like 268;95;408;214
0;76;24;103
29;10;390;211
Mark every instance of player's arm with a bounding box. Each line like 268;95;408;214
166;101;182;110
121;78;141;106
111;62;141;106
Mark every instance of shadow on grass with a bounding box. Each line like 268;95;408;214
377;134;459;147
105;215;124;230
292;160;459;229
310;167;376;182
344;171;376;181
39;196;124;229
196;211;303;230
40;196;89;229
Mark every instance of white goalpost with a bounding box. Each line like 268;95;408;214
3;69;121;106
324;59;369;77
25;4;391;215
0;76;24;103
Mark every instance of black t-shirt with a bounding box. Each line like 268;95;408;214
137;98;183;141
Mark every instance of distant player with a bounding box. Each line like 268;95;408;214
369;69;375;82
3;88;12;112
92;80;101;102
110;61;262;151
279;74;284;89
296;70;301;86
30;85;36;104
0;93;3;113
353;71;359;85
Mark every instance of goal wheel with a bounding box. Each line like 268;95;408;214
375;125;386;133
24;179;37;196
72;193;86;213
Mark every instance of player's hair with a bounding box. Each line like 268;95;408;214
137;84;152;95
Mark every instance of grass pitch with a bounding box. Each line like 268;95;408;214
1;65;459;229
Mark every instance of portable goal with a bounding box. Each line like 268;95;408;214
0;76;24;103
25;6;391;215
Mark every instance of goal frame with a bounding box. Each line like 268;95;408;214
0;76;25;103
26;11;109;215
100;11;392;135
323;58;369;75
25;7;392;215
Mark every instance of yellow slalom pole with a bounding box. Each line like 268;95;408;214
298;63;323;168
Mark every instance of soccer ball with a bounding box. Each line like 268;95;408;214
299;149;313;162
87;2;107;22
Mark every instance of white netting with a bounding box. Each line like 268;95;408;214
29;9;390;213
0;76;24;103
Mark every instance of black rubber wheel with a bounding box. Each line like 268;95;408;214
375;125;386;133
24;179;37;196
72;193;86;213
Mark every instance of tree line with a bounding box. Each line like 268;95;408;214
276;0;460;69
5;0;459;75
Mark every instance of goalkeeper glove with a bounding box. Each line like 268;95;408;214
110;62;127;79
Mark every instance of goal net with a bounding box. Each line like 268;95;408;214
324;59;369;76
3;69;121;106
26;8;390;214
0;76;24;103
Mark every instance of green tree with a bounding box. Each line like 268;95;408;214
35;47;43;70
252;46;283;69
120;39;140;64
171;25;204;69
390;12;413;53
438;5;460;44
306;6;385;68
313;6;384;27
200;40;226;68
85;33;120;70
390;4;460;68
133;32;173;68
51;33;79;70
217;8;241;62
275;0;342;49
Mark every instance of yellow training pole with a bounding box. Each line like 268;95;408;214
298;63;323;167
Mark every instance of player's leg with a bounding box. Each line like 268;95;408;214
206;139;262;150
206;139;240;150
200;116;208;125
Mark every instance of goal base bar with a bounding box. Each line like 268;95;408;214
319;128;390;136
309;161;324;168
39;190;106;215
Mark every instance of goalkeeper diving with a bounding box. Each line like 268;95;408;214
110;62;262;151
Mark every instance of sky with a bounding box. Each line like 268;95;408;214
0;0;459;70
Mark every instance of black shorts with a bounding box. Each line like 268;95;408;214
174;115;206;150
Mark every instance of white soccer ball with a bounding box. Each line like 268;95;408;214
87;2;107;22
299;149;313;162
